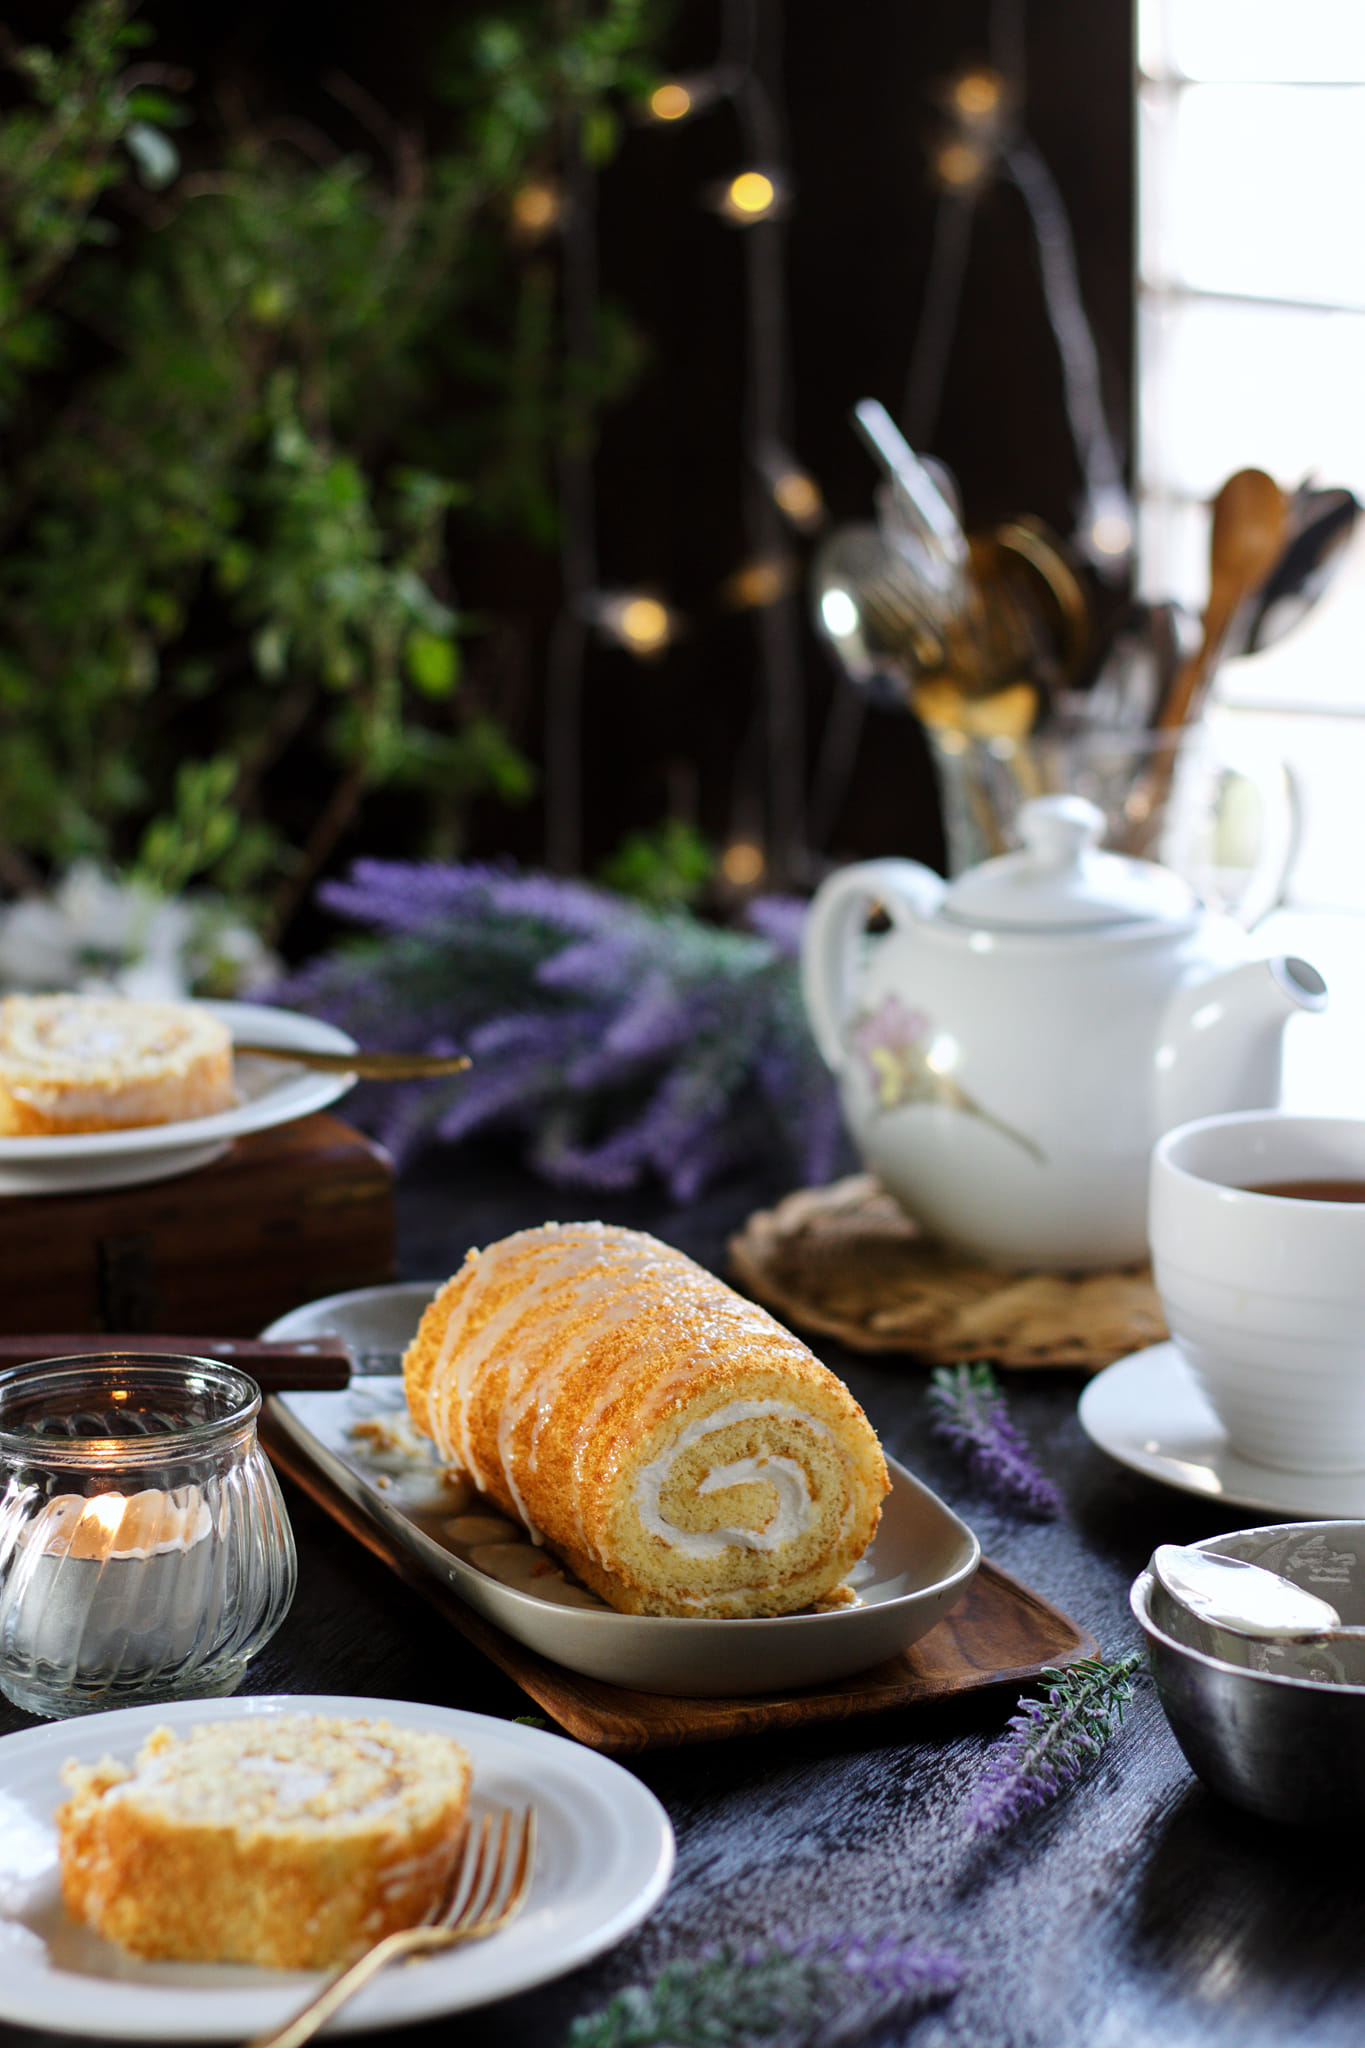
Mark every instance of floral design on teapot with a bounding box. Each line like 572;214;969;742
846;994;1044;1164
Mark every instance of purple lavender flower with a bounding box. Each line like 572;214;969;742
277;858;844;1200
742;894;808;957
788;1929;964;2006
566;1930;962;2046
926;1362;1064;1519
964;1654;1144;1836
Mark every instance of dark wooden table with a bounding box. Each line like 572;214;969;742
4;1139;1365;2048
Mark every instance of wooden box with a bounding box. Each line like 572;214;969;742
0;1114;396;1337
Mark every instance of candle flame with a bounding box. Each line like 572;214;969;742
81;1493;127;1539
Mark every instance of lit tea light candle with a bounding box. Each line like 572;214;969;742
0;1485;221;1700
0;1352;295;1718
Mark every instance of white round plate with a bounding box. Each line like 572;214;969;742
0;1692;673;2040
1078;1340;1365;1518
263;1286;981;1696
0;1002;358;1196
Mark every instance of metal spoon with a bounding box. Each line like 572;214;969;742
851;397;969;602
1152;1543;1365;1643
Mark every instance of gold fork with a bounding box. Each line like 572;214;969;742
247;1806;536;2048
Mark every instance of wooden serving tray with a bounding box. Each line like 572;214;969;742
262;1415;1099;1754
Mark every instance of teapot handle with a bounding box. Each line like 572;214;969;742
800;858;946;1071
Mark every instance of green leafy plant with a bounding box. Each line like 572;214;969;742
0;0;664;941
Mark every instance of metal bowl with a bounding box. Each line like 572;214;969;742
1131;1521;1365;1829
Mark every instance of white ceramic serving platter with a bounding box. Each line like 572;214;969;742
0;1693;673;2041
1079;1339;1365;1519
264;1283;982;1697
0;1001;357;1196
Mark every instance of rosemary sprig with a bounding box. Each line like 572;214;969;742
925;1362;1064;1519
965;1652;1144;1835
565;1934;962;2047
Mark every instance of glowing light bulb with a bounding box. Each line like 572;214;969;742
713;168;786;225
509;180;562;241
730;170;774;213
934;141;989;190
771;469;824;529
592;591;678;657
952;68;1003;120
618;597;669;651
721;839;765;887
723;557;795;610
649;80;693;121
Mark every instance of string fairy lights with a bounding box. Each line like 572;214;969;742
588;590;681;657
540;1;1131;889
710;165;788;224
542;0;813;889
908;20;1133;577
508;177;563;242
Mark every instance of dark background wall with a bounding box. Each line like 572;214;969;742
7;0;1134;888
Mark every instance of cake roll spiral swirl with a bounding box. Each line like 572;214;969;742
403;1222;889;1618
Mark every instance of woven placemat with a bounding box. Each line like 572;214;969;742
728;1174;1167;1371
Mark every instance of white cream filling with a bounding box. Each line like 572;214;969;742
634;1399;828;1558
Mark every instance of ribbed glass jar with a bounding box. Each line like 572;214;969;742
0;1354;296;1718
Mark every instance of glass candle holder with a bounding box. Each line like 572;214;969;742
0;1353;297;1718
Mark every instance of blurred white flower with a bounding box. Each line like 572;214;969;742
0;865;279;1001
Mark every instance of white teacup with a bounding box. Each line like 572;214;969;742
1150;1112;1365;1474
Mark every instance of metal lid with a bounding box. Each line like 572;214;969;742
940;794;1198;930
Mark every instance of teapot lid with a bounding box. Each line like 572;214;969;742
941;794;1198;930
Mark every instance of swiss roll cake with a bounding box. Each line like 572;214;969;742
56;1714;471;1968
0;992;235;1135
403;1222;889;1618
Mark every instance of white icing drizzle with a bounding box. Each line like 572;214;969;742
425;1228;650;1539
417;1223;868;1579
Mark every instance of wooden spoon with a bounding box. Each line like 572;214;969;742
1154;468;1288;734
1116;469;1286;861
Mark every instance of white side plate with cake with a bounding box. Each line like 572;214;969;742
0;1001;358;1196
0;1693;674;2040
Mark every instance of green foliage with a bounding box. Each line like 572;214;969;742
597;818;715;908
0;0;665;941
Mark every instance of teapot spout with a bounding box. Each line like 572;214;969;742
1155;956;1328;1134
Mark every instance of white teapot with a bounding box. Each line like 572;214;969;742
800;794;1327;1270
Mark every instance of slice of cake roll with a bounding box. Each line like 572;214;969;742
0;993;235;1135
403;1222;889;1619
56;1714;471;1968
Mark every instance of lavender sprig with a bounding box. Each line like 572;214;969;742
965;1653;1144;1836
925;1362;1064;1519
566;1933;962;2048
276;862;847;1201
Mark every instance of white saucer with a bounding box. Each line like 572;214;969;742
1078;1340;1365;1518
